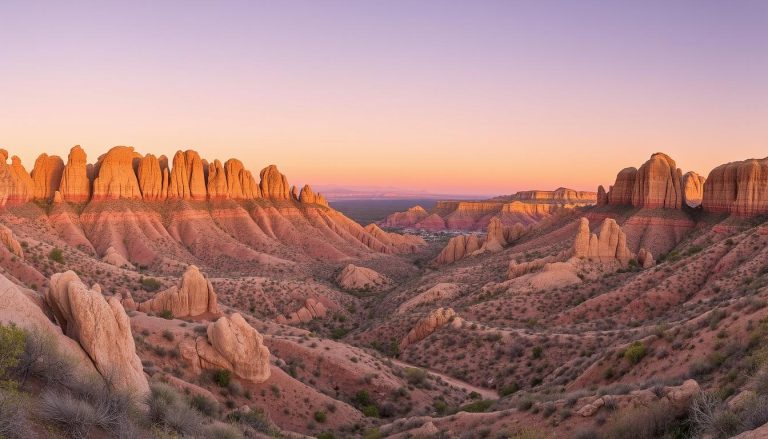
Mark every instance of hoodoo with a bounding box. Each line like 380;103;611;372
606;153;684;209
59;145;91;202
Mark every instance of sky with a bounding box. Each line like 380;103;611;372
1;0;767;197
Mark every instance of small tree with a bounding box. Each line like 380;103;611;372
48;248;64;264
624;341;646;365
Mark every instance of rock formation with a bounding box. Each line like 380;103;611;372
207;159;228;199
0;225;23;258
30;153;64;201
168;150;207;200
197;313;270;382
224;159;260;199
400;307;458;349
363;223;426;253
382;206;429;228
606;153;683;209
275;298;328;324
138;265;220;318
59;146;91;202
701;157;768;216
433;234;481;265
45;271;148;395
102;246;134;269
259;165;290;200
607;167;638;206
596;185;608;205
397;283;461;314
637;248;655;268
336;264;388;290
137;154;167;201
572;217;633;265
7;156;34;203
298;184;328;206
682;171;705;208
482;218;526;251
91;146;142;200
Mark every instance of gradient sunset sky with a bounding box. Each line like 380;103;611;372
1;0;767;196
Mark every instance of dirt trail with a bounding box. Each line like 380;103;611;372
392;359;499;400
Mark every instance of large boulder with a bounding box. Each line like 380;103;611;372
45;271;148;395
0;225;24;259
336;264;388;290
197;313;270;383
138;265;220;318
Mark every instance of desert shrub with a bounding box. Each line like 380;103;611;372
146;382;204;436
362;405;380;417
140;277;162;292
604;401;684;439
517;398;534;411
314;410;327;423
623;341;646;365
161;330;175;341
317;433;336;439
39;390;99;438
48;248;64;263
16;329;73;387
0;391;35;439
158;310;174;320
571;426;598;439
201;423;243;439
457;399;492;413
500;382;520;397
404;367;427;386
0;324;25;386
433;398;448;414
228;408;280;435
190;394;219;416
213;369;232;387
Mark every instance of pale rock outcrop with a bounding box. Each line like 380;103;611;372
637;248;655;268
363;223;426;253
298;184;318;204
59;146;91;202
168;150;207;200
596;185;608;205
138;265;220;317
275;298;328;324
507;253;566;279
397;283;461;314
664;379;700;409
198;313;270;382
481;218;526;252
8;156;34;203
290;185;299;201
137;154;166;201
577;397;607;417
102;246;134;269
632;153;683;209
46;271;148;395
206;159;229;199
336;264;388;290
0;225;23;258
682;171;705;208
224;159;260;199
259;165;290;200
702;157;768;216
91;146;142;200
382;205;429;228
526;262;582;289
400;307;457;349
607;168;638;206
432;234;481;265
30;153;65;201
572;217;633;265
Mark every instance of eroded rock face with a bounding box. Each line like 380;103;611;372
207;159;228;199
167;150;207;200
482;218;526;252
572;217;633;265
45;271;148;395
138;265;220;318
102;246;134;269
682;171;705;208
637;248;655;268
31;154;65;201
633;153;683;209
432;234;481;265
607;168;638;206
400;307;457;349
597;185;608;205
259;165;290;200
200;313;270;382
0;225;23;258
702;158;768;216
382;206;429;228
91;146;142;200
363;223;426;253
7;156;34;203
299;184;325;205
137;154;166;201
275;298;328;324
59;146;91;202
224;159;260;199
336;264;388;290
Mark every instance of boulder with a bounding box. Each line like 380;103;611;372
201;313;270;382
637;248;655;268
400;307;457;349
45;271;148;395
30;153;64;201
0;225;23;258
276;297;329;325
59;146;91;202
138;265;220;318
91;146;142;200
102;246;134;269
664;379;700;409
577;397;606;417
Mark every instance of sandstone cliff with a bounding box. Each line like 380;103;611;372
701;157;768;216
91;146;143;200
606;153;683;209
59;146;91;202
682;171;705;208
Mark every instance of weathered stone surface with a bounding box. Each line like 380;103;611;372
138;265;219;317
167;150;206;200
632;153;683;209
102;246;134;269
59;146;91;202
7;156;34;203
201;313;270;382
224;159;260;199
637;248;655;268
298;184;317;204
432;234;481;265
259;165;290;200
336;264;388;290
702;157;768;216
577;397;606;417
137;154;166;201
400;307;457;349
664;379;700;409
596;185;608;205
276;297;328;325
382;206;429;228
572;217;633;265
607;168;638;206
91;146;142;200
682;171;705;208
0;225;23;258
46;271;148;395
207;159;229;199
31;153;64;201
363;223;426;253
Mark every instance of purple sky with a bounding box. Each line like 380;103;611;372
1;0;767;195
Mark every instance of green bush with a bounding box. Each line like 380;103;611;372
362;405;379;417
213;369;232;387
313;410;327;423
458;399;492;413
140;277;162;292
159;310;174;320
0;324;25;387
624;341;647;365
48;248;64;264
